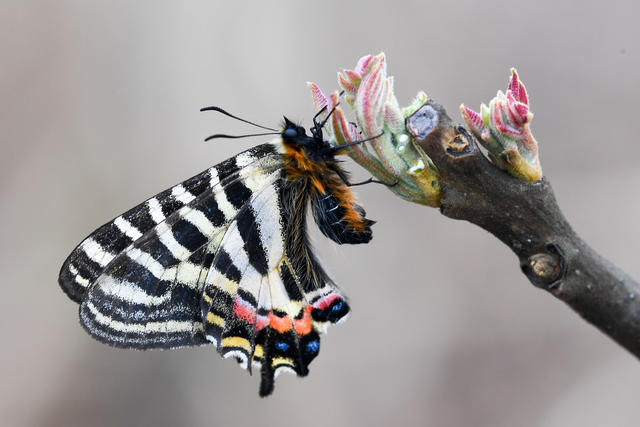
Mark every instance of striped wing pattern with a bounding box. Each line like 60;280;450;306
59;141;351;395
200;169;351;395
59;143;282;347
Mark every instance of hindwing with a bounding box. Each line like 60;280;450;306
200;169;351;396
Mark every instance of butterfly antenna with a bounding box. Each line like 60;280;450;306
200;106;278;132
204;132;279;142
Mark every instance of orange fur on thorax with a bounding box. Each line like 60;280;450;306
283;146;328;193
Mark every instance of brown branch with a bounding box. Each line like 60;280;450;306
406;100;640;358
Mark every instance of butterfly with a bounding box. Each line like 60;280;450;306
58;103;378;396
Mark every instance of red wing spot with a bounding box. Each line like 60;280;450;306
256;314;269;331
313;292;340;311
233;298;256;324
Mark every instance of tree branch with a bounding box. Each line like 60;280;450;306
406;100;640;358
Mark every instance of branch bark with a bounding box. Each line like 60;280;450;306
406;100;640;357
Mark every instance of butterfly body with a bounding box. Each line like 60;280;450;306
59;115;373;396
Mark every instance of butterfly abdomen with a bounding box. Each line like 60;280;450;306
281;142;373;245
313;171;373;244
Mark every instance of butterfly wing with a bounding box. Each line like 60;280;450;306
59;143;284;348
201;172;351;396
60;140;352;396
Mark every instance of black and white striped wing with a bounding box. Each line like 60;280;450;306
59;144;283;348
59;141;352;395
200;173;352;396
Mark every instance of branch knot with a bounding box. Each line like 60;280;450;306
521;244;565;289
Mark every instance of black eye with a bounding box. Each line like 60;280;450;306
283;128;297;139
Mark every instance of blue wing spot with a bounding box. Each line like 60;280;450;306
275;341;290;352
331;301;343;312
305;340;319;354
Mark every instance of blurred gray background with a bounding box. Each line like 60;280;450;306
2;1;640;426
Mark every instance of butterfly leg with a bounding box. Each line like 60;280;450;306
348;177;399;188
311;90;346;133
312;106;328;128
331;166;396;188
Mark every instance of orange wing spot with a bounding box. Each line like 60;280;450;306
293;306;313;335
269;313;293;333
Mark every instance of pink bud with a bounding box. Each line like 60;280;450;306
332;105;359;143
356;62;386;138
490;97;504;130
354;54;377;75
505;91;526;125
307;82;328;111
513;102;530;122
508;69;528;105
460;105;485;134
344;69;362;86
338;72;357;94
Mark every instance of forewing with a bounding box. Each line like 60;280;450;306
201;171;352;396
64;144;284;348
59;144;281;303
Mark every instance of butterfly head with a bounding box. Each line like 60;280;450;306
281;117;307;138
281;116;335;161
